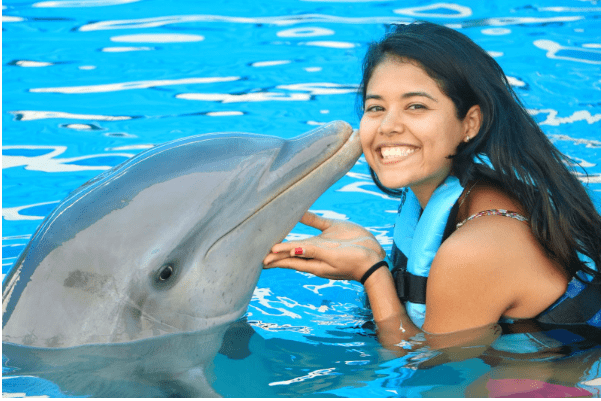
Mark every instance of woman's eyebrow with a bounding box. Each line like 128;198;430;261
402;91;438;102
365;92;438;102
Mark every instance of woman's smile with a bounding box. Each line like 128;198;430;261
378;144;419;164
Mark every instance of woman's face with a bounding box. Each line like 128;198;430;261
359;56;480;205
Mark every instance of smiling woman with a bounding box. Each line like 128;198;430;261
263;22;601;343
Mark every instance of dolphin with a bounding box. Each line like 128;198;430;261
2;120;361;397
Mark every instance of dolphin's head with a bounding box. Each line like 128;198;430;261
2;121;361;348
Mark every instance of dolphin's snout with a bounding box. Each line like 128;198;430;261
265;121;354;188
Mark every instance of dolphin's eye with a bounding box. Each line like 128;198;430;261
158;265;174;282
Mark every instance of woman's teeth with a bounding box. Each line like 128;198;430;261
380;146;416;160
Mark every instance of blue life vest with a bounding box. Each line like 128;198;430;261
389;176;601;333
390;175;464;328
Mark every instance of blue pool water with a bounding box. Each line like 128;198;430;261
3;0;601;397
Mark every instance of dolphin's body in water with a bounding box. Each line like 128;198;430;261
2;121;361;397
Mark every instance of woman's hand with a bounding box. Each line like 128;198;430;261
262;211;386;282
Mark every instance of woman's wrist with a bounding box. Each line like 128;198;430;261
362;264;392;292
360;260;389;285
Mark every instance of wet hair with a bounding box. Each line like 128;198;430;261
359;21;601;282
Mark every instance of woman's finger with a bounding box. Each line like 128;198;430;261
263;248;295;266
263;257;334;277
263;241;313;265
300;211;331;232
287;244;319;259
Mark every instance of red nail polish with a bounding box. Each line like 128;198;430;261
294;247;303;255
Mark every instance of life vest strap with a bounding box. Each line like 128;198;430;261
390;246;428;304
393;269;428;305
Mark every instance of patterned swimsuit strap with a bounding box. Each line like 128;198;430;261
456;209;529;229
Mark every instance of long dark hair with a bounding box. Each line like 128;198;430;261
359;22;601;282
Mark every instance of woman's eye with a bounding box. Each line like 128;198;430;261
365;105;383;112
408;103;427;110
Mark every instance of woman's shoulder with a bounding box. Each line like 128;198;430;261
429;180;569;321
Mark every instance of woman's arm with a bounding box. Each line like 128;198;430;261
361;266;421;345
261;212;499;353
262;211;420;347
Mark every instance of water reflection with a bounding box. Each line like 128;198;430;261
33;0;140;7
460;15;584;27
10;110;132;121
393;3;473;18
534;39;601;64
277;27;334;37
78;14;413;32
178;83;357;103
178;92;311;103
2;145;133;172
101;46;153;52
529;109;601;126
3;201;60;221
251;60;291;67
550;134;601;148
110;33;205;43
11;60;54;67
2;16;25;22
30;76;240;94
60;123;104;130
300;41;358;49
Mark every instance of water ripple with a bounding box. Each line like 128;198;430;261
110;33;204;43
76;13;588;36
251;288;302;318
3;201;60;221
60;123;104;131
178;83;357;103
459;15;584;28
278;83;358;95
29;76;240;94
269;368;337;386
10;110;132;121
534;39;601;64
78;14;413;31
101;46;154;52
11;60;54;67
529;109;601;126
549;134;601;148
177;92;311;103
277;27;334;37
538;6;601;12
337;181;397;201
33;0;140;7
2;16;25;22
2;145;133;172
300;41;357;49
247;320;311;334
393;3;473;18
251;60;291;67
303;279;360;296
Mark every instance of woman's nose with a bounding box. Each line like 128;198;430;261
378;110;403;136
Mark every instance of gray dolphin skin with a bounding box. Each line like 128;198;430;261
2;120;362;397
